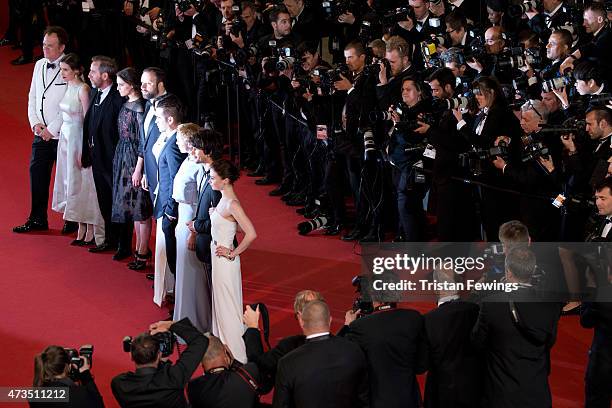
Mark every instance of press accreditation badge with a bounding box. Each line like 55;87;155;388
82;1;90;12
423;144;436;159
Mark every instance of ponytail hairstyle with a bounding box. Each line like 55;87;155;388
33;346;70;387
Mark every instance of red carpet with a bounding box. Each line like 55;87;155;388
0;43;592;407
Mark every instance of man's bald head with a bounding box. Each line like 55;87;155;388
299;300;331;334
485;26;505;54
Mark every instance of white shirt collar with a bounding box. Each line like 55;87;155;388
593;24;605;38
594;83;605;95
546;2;564;17
306;331;330;340
449;0;464;7
461;31;468;46
438;294;459;306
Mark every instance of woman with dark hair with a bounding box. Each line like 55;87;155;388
388;77;431;241
52;53;105;246
112;67;153;265
455;75;522;240
208;159;257;363
30;346;104;407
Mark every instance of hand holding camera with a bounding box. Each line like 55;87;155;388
150;320;174;335
333;74;352;91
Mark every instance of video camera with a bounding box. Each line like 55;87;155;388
123;331;177;358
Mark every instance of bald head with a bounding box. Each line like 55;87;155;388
485;26;505;54
299;300;331;334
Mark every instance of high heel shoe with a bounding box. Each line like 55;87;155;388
128;250;152;270
70;239;85;246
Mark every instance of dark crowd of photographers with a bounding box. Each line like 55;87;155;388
6;0;612;243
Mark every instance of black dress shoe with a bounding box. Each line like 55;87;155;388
82;238;96;246
10;55;33;65
270;185;290;196
324;224;343;236
286;194;306;206
255;177;278;186
13;220;48;233
113;249;133;261
89;243;116;253
0;38;12;46
61;221;78;235
247;167;265;177
341;228;364;242
359;228;385;243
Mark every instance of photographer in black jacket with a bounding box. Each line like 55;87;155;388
30;346;104;408
111;318;209;408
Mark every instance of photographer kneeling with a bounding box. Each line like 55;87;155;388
111;318;209;407
31;346;104;408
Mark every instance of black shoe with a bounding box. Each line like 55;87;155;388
70;239;85;246
392;234;406;243
128;260;147;270
13;220;48;233
82;238;96;246
247;167;265;177
359;227;384;243
341;227;364;242
61;221;78;235
0;38;12;46
146;273;154;280
324;224;343;236
89;242;116;253
10;55;33;65
286;194;306;206
113;249;133;261
255;177;277;186
269;185;290;196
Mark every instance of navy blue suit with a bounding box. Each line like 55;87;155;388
193;170;221;264
140;100;161;205
156;130;187;275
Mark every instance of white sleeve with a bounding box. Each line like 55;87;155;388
27;65;39;131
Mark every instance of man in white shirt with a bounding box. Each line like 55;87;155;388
14;27;69;233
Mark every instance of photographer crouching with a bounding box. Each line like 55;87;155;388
111;318;208;407
31;345;104;407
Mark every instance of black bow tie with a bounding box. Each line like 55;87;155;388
47;63;56;70
204;170;210;177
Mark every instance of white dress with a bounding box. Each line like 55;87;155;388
52;83;104;226
172;158;212;333
211;205;247;363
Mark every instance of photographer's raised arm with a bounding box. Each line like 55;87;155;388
166;318;209;387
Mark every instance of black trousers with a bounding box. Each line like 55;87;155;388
325;152;362;225
162;215;178;275
29;136;58;224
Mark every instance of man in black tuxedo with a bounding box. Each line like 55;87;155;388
339;275;427;408
187;334;262;408
139;67;168;206
375;36;419;111
243;290;323;392
423;269;483;408
472;247;561;408
82;56;126;257
111;318;209;408
283;0;319;44
272;300;369;408
154;95;188;276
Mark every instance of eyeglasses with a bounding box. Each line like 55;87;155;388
527;100;543;119
445;28;457;34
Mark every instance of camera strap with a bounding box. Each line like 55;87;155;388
508;299;548;347
234;366;260;394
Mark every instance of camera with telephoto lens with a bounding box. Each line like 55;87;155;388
358;20;379;43
363;57;391;77
541;71;574;93
431;95;473;111
382;6;415;24
65;345;94;381
538;117;586;135
520;134;550;162
230;5;246;36
123;331;176;358
352;275;374;316
192;32;215;57
459;141;509;176
508;0;539;17
316;64;349;92
363;128;377;159
496;47;544;71
297;216;329;235
464;35;487;62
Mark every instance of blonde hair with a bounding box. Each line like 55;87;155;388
177;123;201;144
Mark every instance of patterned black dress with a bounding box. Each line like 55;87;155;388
111;99;153;223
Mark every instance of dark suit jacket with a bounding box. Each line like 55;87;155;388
187;363;261;408
375;65;419;111
194;170;221;263
424;300;483;408
243;328;305;393
580;25;612;83
291;6;319;44
111;318;209;408
273;335;369;408
340;308;427;408
471;289;561;408
30;371;104;408
154;131;187;219
140;100;162;204
82;86;124;176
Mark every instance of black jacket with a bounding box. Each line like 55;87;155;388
111;318;209;408
193;170;221;263
272;335;369;408
339;307;427;408
424;300;483;408
153;131;188;219
375;65;420;111
187;363;261;408
471;289;561;408
30;371;104;408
